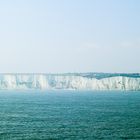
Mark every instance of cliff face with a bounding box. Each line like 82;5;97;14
0;74;140;90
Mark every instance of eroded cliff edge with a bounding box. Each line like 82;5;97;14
0;73;140;90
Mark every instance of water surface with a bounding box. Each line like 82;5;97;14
0;91;140;139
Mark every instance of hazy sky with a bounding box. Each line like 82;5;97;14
0;0;140;73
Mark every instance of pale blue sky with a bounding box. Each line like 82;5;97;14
0;0;140;73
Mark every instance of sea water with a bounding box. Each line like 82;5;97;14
0;91;140;140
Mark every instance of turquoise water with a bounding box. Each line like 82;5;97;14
0;91;140;140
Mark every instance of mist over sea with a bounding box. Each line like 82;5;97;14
0;91;140;139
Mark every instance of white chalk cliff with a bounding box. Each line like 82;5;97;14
0;73;140;90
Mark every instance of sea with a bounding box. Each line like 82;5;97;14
0;90;139;140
